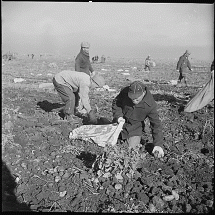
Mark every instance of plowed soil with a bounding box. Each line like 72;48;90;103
2;56;214;212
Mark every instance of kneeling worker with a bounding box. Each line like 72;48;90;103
112;81;164;158
53;70;105;124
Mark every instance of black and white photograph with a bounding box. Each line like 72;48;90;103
2;2;214;212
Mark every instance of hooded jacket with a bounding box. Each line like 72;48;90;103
75;49;94;76
112;86;163;147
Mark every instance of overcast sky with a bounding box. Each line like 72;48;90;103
2;2;214;61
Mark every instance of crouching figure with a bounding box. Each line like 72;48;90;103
112;81;164;158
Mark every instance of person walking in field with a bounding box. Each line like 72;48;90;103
112;81;164;158
144;55;152;71
53;70;105;124
176;50;193;87
75;42;95;77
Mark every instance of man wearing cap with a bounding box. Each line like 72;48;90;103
53;70;105;124
112;81;164;158
176;50;193;86
75;42;95;77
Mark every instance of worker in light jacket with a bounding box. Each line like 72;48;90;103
53;70;105;124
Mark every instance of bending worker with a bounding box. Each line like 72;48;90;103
53;70;105;124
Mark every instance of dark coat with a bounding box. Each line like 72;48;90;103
176;54;192;73
211;60;214;72
75;49;94;76
112;86;163;147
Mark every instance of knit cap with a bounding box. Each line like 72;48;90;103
128;81;146;100
81;42;90;48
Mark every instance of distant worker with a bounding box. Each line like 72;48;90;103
144;55;152;71
75;42;95;77
176;50;193;87
211;60;214;72
31;54;34;59
101;55;106;63
92;55;99;63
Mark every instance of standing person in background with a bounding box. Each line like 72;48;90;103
210;60;214;72
176;50;193;87
75;42;95;77
144;55;151;71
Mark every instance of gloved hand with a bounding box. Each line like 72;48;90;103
152;146;164;158
90;71;96;78
190;69;193;71
176;69;179;72
118;117;125;124
88;110;97;124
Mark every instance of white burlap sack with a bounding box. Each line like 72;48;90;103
69;121;124;147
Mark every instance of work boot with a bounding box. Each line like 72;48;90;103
65;114;80;124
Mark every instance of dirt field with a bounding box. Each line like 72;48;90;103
2;55;214;212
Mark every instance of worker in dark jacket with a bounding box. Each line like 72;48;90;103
176;50;193;86
112;81;164;158
75;42;95;77
211;60;214;72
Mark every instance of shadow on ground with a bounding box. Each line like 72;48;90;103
37;100;64;112
2;160;31;211
153;93;188;106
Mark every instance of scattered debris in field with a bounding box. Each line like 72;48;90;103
121;72;130;76
47;73;53;77
14;78;26;83
169;80;178;85
48;63;58;68
38;83;54;89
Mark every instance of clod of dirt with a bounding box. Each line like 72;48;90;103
206;200;213;208
201;148;209;155
115;184;122;190
152;196;165;210
149;203;156;212
137;191;150;204
60;191;67;197
62;171;70;179
172;190;179;200
163;195;175;201
185;204;192;213
55;176;61;183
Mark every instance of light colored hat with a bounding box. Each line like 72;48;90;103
91;74;105;87
81;42;90;48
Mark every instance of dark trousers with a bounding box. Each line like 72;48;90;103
53;78;79;115
144;65;151;71
178;69;187;84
